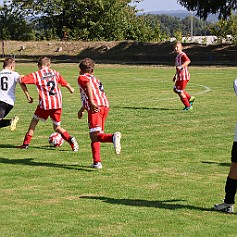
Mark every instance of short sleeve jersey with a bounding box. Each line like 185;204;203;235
78;73;109;111
0;69;20;106
175;52;191;81
21;68;68;110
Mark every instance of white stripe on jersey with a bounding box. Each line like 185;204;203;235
35;69;63;110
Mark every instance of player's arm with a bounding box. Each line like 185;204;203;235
18;75;33;103
177;55;191;70
181;60;191;68
58;75;74;93
65;83;74;93
85;82;99;113
19;82;33;103
173;72;177;82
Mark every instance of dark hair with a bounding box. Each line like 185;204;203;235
3;57;15;68
79;58;95;73
38;56;51;67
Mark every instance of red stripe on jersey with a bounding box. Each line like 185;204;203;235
22;68;67;110
175;52;190;81
78;74;109;111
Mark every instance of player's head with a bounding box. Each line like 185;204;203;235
38;56;51;69
174;41;183;53
3;57;15;70
79;58;95;74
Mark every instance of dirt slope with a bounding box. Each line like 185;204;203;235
1;40;237;65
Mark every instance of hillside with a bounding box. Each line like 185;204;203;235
1;40;237;66
143;10;218;22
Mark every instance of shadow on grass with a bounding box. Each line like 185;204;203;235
0;157;93;172
80;196;212;212
202;161;230;167
113;106;179;111
0;144;72;152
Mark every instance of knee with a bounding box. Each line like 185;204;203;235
90;132;99;142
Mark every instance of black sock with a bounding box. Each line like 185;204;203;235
224;176;237;204
0;119;11;128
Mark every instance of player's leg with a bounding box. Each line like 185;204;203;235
90;131;102;169
174;80;192;110
88;111;103;168
0;101;18;130
182;80;195;106
18;105;47;149
18;117;39;148
93;107;121;154
213;140;237;213
51;109;79;152
96;107;113;143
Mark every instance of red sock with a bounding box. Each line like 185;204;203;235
61;131;71;143
184;91;191;101
91;142;101;163
181;97;191;107
23;132;32;145
97;133;113;143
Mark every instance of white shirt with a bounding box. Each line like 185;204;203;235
0;69;20;106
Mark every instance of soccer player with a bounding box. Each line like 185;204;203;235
77;58;121;169
213;79;237;214
0;57;32;131
173;41;195;111
17;56;79;151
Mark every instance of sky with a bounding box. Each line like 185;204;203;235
133;0;186;12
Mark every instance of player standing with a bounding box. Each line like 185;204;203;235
0;57;32;131
77;58;121;169
173;41;195;110
213;79;237;213
17;56;79;151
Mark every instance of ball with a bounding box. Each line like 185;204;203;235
48;132;64;147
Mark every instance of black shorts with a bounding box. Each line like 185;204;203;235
0;101;13;119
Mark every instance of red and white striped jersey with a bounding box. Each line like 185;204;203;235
78;73;109;111
175;52;191;81
21;68;68;110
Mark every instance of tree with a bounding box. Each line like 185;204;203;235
210;13;237;43
178;0;237;19
11;0;157;41
0;0;35;40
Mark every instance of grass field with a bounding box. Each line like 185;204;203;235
0;63;237;237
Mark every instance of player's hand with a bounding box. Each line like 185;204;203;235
78;111;84;119
91;103;99;113
28;97;33;103
177;65;183;71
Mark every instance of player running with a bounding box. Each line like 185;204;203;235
0;57;32;131
173;41;195;111
213;79;237;214
77;58;121;169
17;56;79;151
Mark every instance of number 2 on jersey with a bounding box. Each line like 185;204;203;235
47;80;57;96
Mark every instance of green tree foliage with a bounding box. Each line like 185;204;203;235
178;0;237;19
210;13;237;43
11;0;163;41
0;0;35;40
154;14;212;37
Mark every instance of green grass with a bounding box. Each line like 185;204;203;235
0;63;237;237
